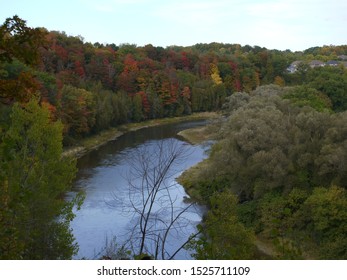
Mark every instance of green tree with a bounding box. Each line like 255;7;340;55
282;86;332;112
315;111;347;187
90;83;114;132
0;99;80;259
111;91;131;125
302;186;347;259
191;191;255;259
260;189;307;259
132;93;143;122
308;67;347;112
147;87;163;118
191;80;214;111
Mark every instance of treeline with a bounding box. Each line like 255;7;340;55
182;85;347;259
2;16;347;145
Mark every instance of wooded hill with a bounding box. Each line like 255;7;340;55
1;16;347;144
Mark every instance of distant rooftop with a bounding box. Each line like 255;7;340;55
338;55;347;60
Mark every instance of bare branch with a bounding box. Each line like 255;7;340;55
110;138;198;259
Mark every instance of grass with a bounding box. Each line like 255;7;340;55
177;126;213;144
177;159;211;203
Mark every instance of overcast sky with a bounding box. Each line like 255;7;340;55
1;0;346;51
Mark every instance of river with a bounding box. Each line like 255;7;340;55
68;120;210;260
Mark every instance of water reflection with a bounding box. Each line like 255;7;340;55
70;120;209;259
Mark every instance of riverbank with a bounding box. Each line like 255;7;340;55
178;158;278;259
176;125;280;260
174;118;220;200
62;112;219;159
177;126;216;145
69;117;214;259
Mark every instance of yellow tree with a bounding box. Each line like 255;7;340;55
210;63;222;85
274;76;285;87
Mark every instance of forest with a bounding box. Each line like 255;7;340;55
0;16;346;259
181;85;347;259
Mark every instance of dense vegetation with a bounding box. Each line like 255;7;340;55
2;16;347;145
182;85;347;259
1;16;346;259
0;99;83;259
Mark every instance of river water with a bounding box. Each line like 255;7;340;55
69;120;210;260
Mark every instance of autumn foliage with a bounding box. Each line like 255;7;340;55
1;16;347;260
1;16;347;144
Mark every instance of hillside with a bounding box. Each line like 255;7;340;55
1;16;347;145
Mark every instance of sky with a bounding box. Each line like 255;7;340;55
1;0;346;51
